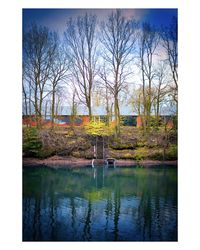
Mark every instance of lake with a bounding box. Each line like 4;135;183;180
23;165;177;241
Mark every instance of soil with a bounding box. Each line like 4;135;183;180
23;156;177;168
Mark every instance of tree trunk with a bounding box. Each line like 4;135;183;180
142;82;146;133
51;86;55;127
141;50;147;133
156;96;160;128
105;84;110;125
34;87;40;128
23;84;28;116
146;77;152;131
88;102;92;121
114;94;120;137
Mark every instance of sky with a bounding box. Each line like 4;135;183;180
23;8;177;34
22;8;178;116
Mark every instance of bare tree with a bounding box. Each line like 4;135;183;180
101;10;137;136
161;17;178;109
44;98;51;120
129;85;143;116
50;41;69;126
22;82;28;116
98;64;114;124
64;14;98;119
70;88;79;129
138;22;159;131
23;24;57;127
22;63;33;117
153;61;169;120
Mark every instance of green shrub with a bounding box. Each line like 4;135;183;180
37;148;55;159
136;141;147;148
172;116;178;130
84;149;93;159
110;137;137;150
85;121;114;137
23;128;42;157
149;148;163;160
71;151;82;158
124;153;132;158
134;154;144;161
133;147;149;161
149;116;162;128
166;144;177;160
121;152;134;159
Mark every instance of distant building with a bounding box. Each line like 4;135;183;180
23;114;175;128
22;105;176;128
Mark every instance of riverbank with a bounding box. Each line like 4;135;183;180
23;156;177;168
23;127;177;163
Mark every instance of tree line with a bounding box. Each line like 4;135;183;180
23;10;178;135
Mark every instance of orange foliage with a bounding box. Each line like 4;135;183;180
82;116;90;125
166;119;173;129
137;116;142;128
23;115;91;128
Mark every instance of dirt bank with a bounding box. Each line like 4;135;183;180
23;156;177;168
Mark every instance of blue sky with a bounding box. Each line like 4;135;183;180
22;8;178;116
23;8;177;33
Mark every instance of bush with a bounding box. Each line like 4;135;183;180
133;147;149;161
149;148;163;160
149;116;162;128
85;121;114;137
23;128;42;157
137;141;147;148
118;152;135;159
165;144;177;160
110;137;137;150
71;150;86;158
84;149;94;159
173;116;178;130
37;148;55;158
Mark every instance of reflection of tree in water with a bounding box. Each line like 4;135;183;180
104;191;113;238
92;167;105;189
23;198;31;235
49;180;58;241
94;167;121;240
113;187;121;241
136;169;177;241
82;200;92;241
70;197;76;235
154;184;162;240
137;189;152;240
23;167;177;241
23;198;34;240
32;196;42;240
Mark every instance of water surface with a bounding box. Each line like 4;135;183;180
23;165;177;241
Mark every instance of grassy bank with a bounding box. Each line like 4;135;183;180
23;126;177;162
